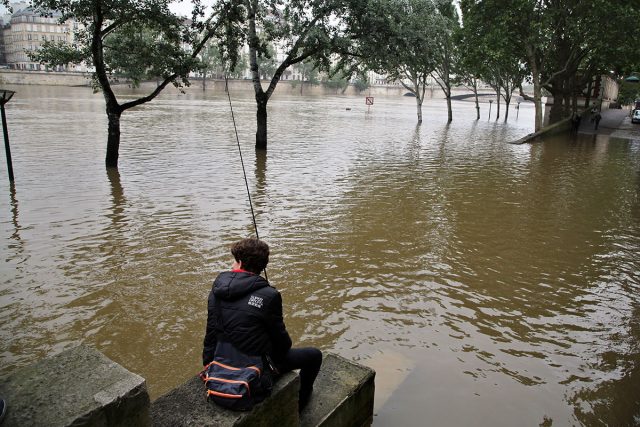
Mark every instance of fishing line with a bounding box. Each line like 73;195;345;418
224;75;268;280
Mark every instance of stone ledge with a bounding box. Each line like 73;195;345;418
0;345;150;426
150;353;375;427
150;371;300;427
0;348;374;427
300;354;375;427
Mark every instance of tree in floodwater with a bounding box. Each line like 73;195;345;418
460;0;640;130
455;31;482;120
222;0;348;150
430;0;459;123
459;0;527;122
345;0;439;124
30;0;221;168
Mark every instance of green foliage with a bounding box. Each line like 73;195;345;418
27;0;223;167
30;0;207;91
458;0;526;100
104;24;200;87
348;0;439;85
200;42;247;79
460;0;640;101
617;80;640;106
294;60;320;84
226;0;353;96
256;43;279;79
352;72;369;93
30;40;87;67
321;71;350;92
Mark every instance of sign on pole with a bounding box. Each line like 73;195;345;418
365;96;374;105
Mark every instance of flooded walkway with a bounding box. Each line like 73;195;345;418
578;107;640;139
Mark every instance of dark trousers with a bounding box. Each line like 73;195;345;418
275;347;322;409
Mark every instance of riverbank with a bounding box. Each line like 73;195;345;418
0;69;500;99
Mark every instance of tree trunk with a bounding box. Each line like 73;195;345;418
533;81;543;131
202;74;206;91
585;78;593;108
105;109;122;168
549;89;564;124
495;87;501;120
563;89;571;114
446;93;452;123
256;94;268;150
416;95;423;124
474;91;480;120
504;100;510;121
525;45;543;131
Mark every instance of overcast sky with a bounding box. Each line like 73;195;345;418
169;0;213;17
0;1;211;18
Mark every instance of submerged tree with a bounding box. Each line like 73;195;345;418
455;31;482;120
430;0;458;123
219;0;349;150
346;0;439;123
30;0;221;168
461;0;640;130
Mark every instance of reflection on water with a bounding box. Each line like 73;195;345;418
0;85;639;426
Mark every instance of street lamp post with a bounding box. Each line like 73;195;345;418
0;89;15;183
488;99;493;120
516;101;521;119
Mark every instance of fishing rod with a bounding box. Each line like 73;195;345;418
224;75;268;281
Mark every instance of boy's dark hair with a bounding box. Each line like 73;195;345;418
231;238;270;274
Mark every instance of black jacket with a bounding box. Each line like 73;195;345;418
202;271;292;366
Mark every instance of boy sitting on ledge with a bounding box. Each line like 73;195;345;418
202;238;322;410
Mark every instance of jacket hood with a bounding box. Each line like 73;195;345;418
213;271;269;301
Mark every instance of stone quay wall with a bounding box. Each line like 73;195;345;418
0;69;500;99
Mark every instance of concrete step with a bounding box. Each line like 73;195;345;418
300;353;375;427
151;371;300;427
0;345;150;426
0;347;375;427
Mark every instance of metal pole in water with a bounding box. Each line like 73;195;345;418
0;89;16;183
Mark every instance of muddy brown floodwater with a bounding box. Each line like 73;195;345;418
1;84;639;426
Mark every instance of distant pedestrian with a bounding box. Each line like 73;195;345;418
594;112;602;130
571;112;581;135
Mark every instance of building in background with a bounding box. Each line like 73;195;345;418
2;6;73;70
